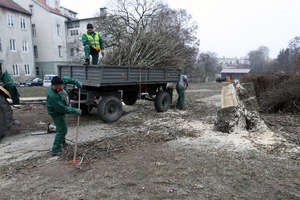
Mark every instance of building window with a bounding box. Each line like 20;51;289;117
23;41;28;52
20;16;26;29
34;45;38;58
70;48;74;56
58;45;62;57
24;64;30;76
9;39;16;51
12;64;19;76
67;21;80;29
8;14;14;27
57;24;60;36
30;7;33;15
36;66;40;76
32;24;36;37
70;29;79;36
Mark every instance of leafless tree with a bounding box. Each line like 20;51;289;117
248;46;270;73
95;0;199;68
189;52;220;82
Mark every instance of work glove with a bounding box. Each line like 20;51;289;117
101;50;105;57
76;109;82;115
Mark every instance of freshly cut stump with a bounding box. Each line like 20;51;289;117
215;81;268;133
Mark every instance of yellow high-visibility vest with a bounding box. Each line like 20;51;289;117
84;32;100;49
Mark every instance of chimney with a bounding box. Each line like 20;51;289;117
100;7;107;18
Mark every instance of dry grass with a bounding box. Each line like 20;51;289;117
17;86;48;97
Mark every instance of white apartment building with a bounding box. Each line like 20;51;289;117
1;0;105;80
0;0;35;82
14;0;77;76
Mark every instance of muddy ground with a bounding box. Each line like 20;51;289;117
0;83;300;200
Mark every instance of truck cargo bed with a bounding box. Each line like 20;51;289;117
58;65;180;87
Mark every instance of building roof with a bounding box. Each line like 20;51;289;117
35;0;76;19
60;6;77;14
221;68;251;74
67;16;100;23
0;0;31;15
35;0;61;15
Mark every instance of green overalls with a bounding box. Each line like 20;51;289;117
176;75;188;110
46;77;81;153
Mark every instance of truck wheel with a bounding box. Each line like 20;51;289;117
155;91;171;112
97;96;123;123
0;95;13;140
123;92;138;105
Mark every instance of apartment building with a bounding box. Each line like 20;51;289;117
0;0;35;82
1;0;105;79
14;0;77;76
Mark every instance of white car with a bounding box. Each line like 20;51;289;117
43;75;57;87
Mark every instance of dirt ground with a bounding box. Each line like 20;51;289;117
1;83;300;200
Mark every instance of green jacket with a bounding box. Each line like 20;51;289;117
46;76;80;117
82;31;104;50
0;71;20;104
62;76;81;94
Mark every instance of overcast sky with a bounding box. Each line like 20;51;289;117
61;0;300;58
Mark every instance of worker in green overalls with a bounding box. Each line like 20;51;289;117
0;71;20;104
176;75;189;110
82;23;105;65
46;76;82;156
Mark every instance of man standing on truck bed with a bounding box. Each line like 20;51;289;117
46;76;82;156
82;23;105;65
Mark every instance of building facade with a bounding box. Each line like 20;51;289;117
0;0;35;82
218;57;250;69
221;68;251;80
1;0;105;81
14;0;77;76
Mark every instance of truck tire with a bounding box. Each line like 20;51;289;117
155;91;171;112
123;92;138;106
97;96;123;123
0;95;13;139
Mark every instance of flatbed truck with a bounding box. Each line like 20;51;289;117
58;65;181;123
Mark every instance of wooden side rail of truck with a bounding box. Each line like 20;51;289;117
58;65;181;123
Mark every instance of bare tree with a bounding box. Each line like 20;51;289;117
190;52;220;82
248;46;270;73
95;0;199;68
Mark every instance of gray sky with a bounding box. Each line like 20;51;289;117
61;0;300;58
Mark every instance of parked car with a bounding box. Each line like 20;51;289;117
19;78;43;87
43;75;56;87
216;77;226;83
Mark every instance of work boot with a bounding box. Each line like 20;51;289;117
83;59;90;66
